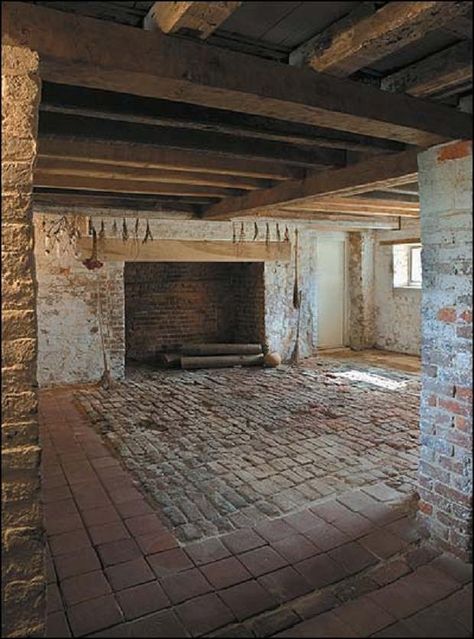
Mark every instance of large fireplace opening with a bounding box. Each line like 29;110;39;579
124;262;265;364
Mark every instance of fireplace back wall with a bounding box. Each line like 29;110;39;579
125;262;265;362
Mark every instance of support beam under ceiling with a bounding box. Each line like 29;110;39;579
143;2;241;39
3;2;471;146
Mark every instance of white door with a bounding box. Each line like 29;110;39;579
317;237;347;349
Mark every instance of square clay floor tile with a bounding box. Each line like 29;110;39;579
115;499;154;518
255;519;295;543
185;537;231;566
109;487;143;505
105;557;155;591
136;532;178;556
89;521;131;546
49;528;91;557
176;592;235;636
61;570;111;606
127;610;189;638
67;594;123;637
161;568;213;604
81;505;121;527
201;557;253;590
238;546;288;577
221;528;267;554
147;548;194;578
303;522;351;552
46;610;71;637
45;512;84;537
295;553;346;588
328;542;379;575
124;514;166;537
97;539;142;567
117;581;170;620
54;546;101;580
218;580;277;621
283;510;326;533
272;534;321;563
273;610;357;638
333;595;397;636
359;529;407;559
47;583;63;614
258;566;313;603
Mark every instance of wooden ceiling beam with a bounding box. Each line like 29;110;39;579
290;1;473;77
38;137;304;181
35;158;272;190
143;2;241;39
202;149;419;220
3;2;471;146
381;41;473;98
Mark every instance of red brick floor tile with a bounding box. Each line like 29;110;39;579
405;543;441;569
46;550;57;584
403;602;471;637
218;580;277;621
117;581;170;620
337;490;380;513
147;548;194;578
283;510;325;533
47;583;63;613
89;521;131;546
81;505;121;527
115;498;154;518
310;500;352;523
435;585;472;632
291;590;339;620
238;546;288;578
127;610;189;637
43;473;68;489
258;566;312;603
49;528;91;557
250;607;300;637
295;553;346;588
359;529;407;559
97;538;142;567
91;457;121;470
303;521;350;552
201;557;253;590
67;594;123;636
176;592;235;636
45;511;84;536
54;546;101;581
105;557;155;591
430;553;473;585
136;531;178;556
358;501;405;526
124;514;166;537
61;570;111;606
44;498;79;519
362;483;403;502
74;488;112;512
328;541;379;575
386;516;424;543
272;533;321;563
46;611;71;637
274;610;357;637
255;518;295;543
161;568;213;604
370;559;412;586
185;537;231;566
372;621;416;637
221;528;267;554
109;486;143;505
42;484;73;504
333;595;397;635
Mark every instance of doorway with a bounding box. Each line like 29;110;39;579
316;234;348;349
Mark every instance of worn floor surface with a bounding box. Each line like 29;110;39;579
42;355;472;638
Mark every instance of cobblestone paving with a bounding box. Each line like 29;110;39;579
75;357;420;543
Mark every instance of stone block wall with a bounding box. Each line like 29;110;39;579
1;45;45;637
374;220;422;355
417;141;473;560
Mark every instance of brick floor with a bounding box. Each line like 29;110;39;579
40;358;472;638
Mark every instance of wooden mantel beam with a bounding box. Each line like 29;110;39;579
3;2;471;146
290;1;473;77
202;149;419;220
144;2;241;39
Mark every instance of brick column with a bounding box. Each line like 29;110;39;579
349;231;375;350
2;45;44;636
417;141;473;561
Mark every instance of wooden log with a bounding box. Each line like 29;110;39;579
180;343;262;356
181;354;264;369
157;352;181;368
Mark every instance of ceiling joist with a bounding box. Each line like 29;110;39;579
143;2;241;39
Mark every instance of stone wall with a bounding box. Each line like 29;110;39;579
348;231;376;350
1;45;45;637
374;220;422;355
417;141;473;560
35;214;125;386
124;262;264;361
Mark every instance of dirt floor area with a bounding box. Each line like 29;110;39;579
73;352;420;543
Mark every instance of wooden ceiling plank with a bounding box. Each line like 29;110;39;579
289;1;473;77
3;2;471;146
202;149;419;220
143;2;241;39
38;137;305;180
381;40;473;98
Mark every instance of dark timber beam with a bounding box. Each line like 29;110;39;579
3;2;471;146
38;137;305;181
144;2;241;39
202;149;419;220
290;1;472;77
381;41;473;98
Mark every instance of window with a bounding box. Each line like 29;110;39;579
392;243;422;288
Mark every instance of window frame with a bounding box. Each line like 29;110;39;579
408;244;422;287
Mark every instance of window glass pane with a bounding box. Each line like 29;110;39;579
410;246;422;283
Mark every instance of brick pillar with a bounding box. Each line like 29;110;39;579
1;45;44;636
349;231;375;350
417;141;473;561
